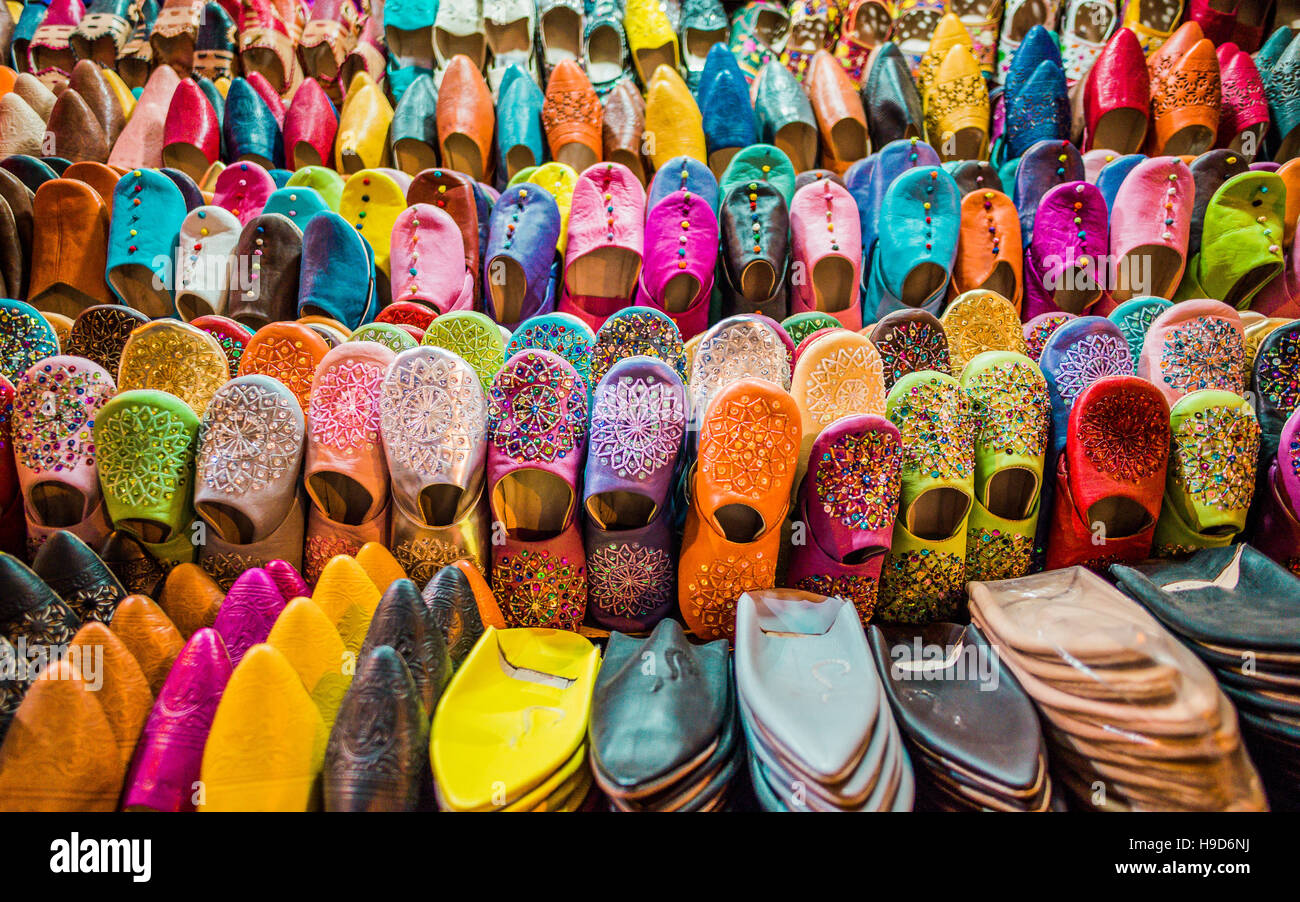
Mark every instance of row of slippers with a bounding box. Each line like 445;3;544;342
6;143;1300;353
3;288;1300;637
1;540;1286;810
12;12;1300;206
0;0;1286;103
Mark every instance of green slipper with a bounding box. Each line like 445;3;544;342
1175;172;1285;309
959;351;1050;582
877;371;978;623
422;310;507;392
351;322;419;353
285;165;346;211
1153;389;1260;556
93;389;201;555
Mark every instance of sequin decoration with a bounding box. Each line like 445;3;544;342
507;319;596;390
587;542;673;619
1050;331;1132;404
392;536;468;587
1113;302;1167;365
1023;312;1073;362
197;327;248;379
13;361;116;473
589;375;684;480
691;321;792;416
239;335;323;411
1075;385;1169;482
310;360;386;453
351;323;418;353
965;358;1050;458
1160;317;1246;397
876;548;966;623
117;325;230;417
814;429;902;531
801;342;888;429
782;312;841;346
685;553;778;640
492;547;586;630
888;376;976;482
423;314;506;392
943;293;1028;372
1255;328;1300;419
1170;402;1260;513
487;352;588;462
96;404;196;507
380;352;486;479
794;573;880;623
66;307;147;375
965;529;1034;583
698;390;800;499
873;317;952;389
591;309;687;385
197;382;300;495
0;302;58;382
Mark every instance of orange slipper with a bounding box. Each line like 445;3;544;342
678;378;802;640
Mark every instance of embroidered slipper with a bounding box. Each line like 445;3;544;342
876;370;978;623
940;288;1028;373
679;378;801;639
93;388;200;551
193;375;307;584
787;414;902;622
590;306;686;386
867;308;952;390
1022;310;1075;362
1153;389;1260;556
791;329;886;473
12;356;116;553
583;356;685;631
1138;299;1247;406
380;346;490;583
304;341;395;539
1045;375;1169;569
1108;296;1172;366
688;313;793;422
116;319;228;418
422;310;507;393
0;299;59;384
505;312;597;393
236;321;330;413
485;349;589;629
960;351;1050;582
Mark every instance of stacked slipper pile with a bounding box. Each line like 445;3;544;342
868;622;1056;812
735;589;914;812
1111;545;1300;809
969;567;1270;812
588;620;739;812
430;626;601;812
